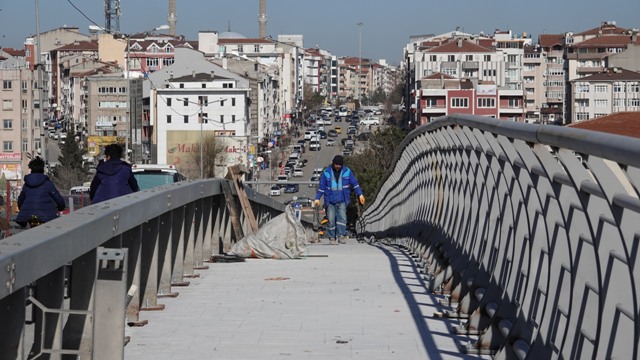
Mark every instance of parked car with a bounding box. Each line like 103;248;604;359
309;140;321;151
318;130;327;139
347;126;357;135
293;168;304;177
326;138;335;146
284;183;299;193
270;185;282;196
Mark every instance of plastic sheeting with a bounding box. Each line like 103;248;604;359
229;204;308;259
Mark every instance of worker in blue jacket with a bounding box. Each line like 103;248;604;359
314;155;365;245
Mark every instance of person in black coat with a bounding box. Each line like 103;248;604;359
16;157;66;227
89;144;139;204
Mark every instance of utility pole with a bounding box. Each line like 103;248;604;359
357;22;363;109
35;0;46;164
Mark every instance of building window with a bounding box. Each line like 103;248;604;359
3;119;12;129
447;55;455;62
425;98;438;108
3;80;12;90
451;98;468;108
179;83;184;89
594;99;608;108
613;98;625;107
613;83;623;93
146;58;159;67
484;55;491;61
629;98;640;107
429;55;437;62
232;115;236;123
2;100;12;110
198;96;208;106
162;58;174;66
22;139;28;152
231;98;236;106
465;55;473;61
199;113;208;123
184;115;189;123
594;85;608;93
254;45;260;52
508;98;519;107
629;83;640;93
166;97;172;106
483;69;496;77
477;98;496;108
575;112;589;121
576;84;590;93
183;98;188;106
167;115;172;124
3;141;12;152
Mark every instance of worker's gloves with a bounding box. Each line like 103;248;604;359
359;195;365;205
313;199;321;207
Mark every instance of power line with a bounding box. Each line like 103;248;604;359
66;0;101;28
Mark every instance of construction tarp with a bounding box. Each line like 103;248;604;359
229;204;307;259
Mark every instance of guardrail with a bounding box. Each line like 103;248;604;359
358;114;640;359
0;179;284;359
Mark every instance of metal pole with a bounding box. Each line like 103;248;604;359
126;36;131;162
35;0;47;164
357;22;363;108
200;104;204;179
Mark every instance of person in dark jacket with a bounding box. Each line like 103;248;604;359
16;157;66;227
314;155;365;245
89;144;139;203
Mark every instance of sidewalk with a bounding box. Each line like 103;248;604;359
124;239;485;359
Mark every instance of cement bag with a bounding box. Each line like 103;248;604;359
229;204;307;259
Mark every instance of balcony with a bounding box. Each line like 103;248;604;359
462;61;479;70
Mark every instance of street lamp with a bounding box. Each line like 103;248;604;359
356;22;364;107
179;97;227;179
89;24;169;162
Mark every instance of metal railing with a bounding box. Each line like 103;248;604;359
358;114;640;359
0;179;283;359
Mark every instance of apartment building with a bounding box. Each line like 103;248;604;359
570;68;640;123
0;50;35;181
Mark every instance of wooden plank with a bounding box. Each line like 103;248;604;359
221;180;244;240
226;165;259;233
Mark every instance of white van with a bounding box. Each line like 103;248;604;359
309;140;321;151
304;130;317;141
132;164;186;190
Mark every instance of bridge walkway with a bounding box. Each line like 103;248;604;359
124;240;486;360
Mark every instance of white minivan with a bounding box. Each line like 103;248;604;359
309;140;321;151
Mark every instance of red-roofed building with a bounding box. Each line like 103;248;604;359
567;111;640;139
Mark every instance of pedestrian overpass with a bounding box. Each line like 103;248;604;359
2;114;639;359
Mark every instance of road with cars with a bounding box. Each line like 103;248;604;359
255;115;371;206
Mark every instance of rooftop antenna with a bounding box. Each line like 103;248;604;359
104;0;121;33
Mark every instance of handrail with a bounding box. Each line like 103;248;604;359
359;114;640;359
0;178;284;358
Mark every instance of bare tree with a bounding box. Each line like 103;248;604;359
189;133;227;179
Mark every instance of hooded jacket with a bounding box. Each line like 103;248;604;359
89;159;139;204
16;173;66;224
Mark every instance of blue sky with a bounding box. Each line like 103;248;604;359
1;0;639;65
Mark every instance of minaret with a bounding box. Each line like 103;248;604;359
258;0;267;38
168;0;177;35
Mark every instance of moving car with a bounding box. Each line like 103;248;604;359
293;168;304;177
326;138;335;146
309;175;320;187
270;185;282;196
284;183;299;193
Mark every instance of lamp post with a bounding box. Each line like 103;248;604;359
89;24;169;162
356;22;364;108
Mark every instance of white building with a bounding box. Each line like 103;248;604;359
152;70;250;178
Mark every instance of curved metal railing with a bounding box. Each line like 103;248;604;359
358;114;640;359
